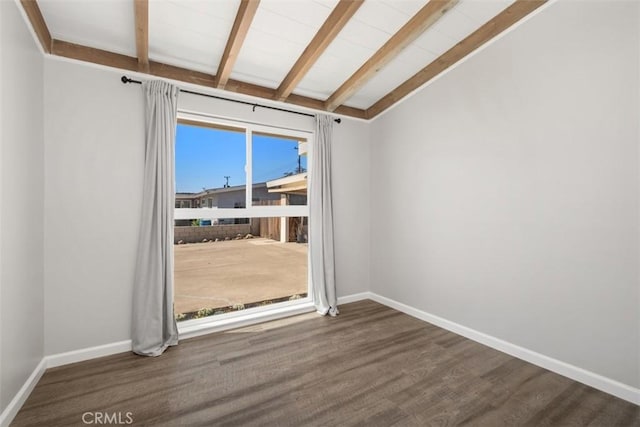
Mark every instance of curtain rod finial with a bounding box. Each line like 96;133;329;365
121;76;142;85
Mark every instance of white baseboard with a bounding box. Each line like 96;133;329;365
0;339;132;426
0;358;47;427
5;290;633;427
46;340;132;368
0;292;371;425
337;292;371;305
368;293;640;406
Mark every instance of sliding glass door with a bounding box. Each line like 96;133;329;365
173;113;312;322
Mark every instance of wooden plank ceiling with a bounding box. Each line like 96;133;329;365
20;0;547;120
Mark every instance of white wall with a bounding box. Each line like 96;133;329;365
332;120;370;298
43;59;370;355
44;59;145;356
0;0;45;412
370;0;639;389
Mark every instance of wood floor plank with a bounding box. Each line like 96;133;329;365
12;300;639;426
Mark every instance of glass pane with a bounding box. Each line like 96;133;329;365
175;124;246;209
252;133;307;207
174;216;308;321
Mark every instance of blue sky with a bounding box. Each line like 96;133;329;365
175;124;307;193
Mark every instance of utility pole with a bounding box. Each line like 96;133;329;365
224;176;230;188
294;146;301;174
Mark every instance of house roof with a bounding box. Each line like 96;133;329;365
266;172;307;195
176;182;268;199
20;0;547;120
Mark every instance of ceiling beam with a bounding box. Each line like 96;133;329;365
18;0;547;121
53;39;139;72
215;0;260;89
324;0;458;112
366;0;547;119
274;0;363;102
19;0;52;53
49;39;367;119
133;0;149;72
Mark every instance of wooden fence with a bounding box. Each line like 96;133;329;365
255;200;304;242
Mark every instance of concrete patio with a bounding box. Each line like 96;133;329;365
174;238;308;317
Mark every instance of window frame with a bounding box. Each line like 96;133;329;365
174;111;311;221
173;111;314;330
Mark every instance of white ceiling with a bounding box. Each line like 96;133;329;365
37;0;517;110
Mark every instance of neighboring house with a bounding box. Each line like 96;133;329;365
265;173;307;200
175;178;307;227
175;182;279;210
176;176;307;210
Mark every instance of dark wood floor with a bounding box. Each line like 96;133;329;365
13;300;640;426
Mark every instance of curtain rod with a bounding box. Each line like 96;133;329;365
120;76;341;124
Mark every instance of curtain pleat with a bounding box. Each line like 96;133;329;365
132;81;180;356
310;115;338;316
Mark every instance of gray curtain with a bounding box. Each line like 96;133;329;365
309;115;338;316
132;81;180;356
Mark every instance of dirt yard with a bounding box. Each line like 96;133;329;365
174;238;308;315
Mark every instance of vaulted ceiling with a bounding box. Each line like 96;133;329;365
19;0;547;120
